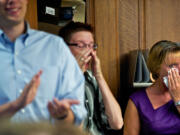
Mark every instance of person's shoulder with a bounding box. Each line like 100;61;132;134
128;89;147;111
131;89;145;95
28;29;67;49
130;89;146;101
29;29;61;39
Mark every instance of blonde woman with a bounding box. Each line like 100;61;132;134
124;40;180;135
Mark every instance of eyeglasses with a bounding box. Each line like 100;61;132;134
67;42;98;50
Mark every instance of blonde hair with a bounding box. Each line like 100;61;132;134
0;120;87;135
147;40;180;80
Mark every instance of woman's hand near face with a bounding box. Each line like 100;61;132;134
91;51;103;79
168;68;180;101
75;48;92;72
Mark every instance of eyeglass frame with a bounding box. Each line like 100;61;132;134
67;42;98;50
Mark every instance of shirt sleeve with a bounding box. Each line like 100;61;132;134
129;89;144;109
56;39;87;125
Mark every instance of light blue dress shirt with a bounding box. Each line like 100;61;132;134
0;24;86;124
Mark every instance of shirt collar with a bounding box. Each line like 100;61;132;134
0;28;9;45
0;29;3;35
84;70;93;81
23;22;31;46
25;22;31;35
0;21;31;45
0;29;3;39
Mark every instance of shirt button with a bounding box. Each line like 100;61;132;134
21;109;25;113
17;70;22;75
24;78;30;83
19;89;23;94
89;117;92;120
85;100;89;103
15;52;19;56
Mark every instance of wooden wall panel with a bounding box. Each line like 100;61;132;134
92;0;120;96
118;0;139;53
86;0;95;28
25;0;38;29
145;0;180;49
86;0;139;97
117;0;139;111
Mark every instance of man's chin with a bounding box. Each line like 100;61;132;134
4;16;24;26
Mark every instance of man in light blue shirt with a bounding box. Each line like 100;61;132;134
0;0;86;125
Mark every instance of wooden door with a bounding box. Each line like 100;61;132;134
25;0;38;29
145;0;180;49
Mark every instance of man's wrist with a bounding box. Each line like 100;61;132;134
11;100;23;112
94;71;103;79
